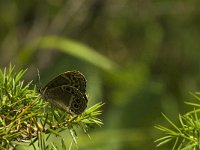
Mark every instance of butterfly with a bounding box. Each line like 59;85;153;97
39;71;88;116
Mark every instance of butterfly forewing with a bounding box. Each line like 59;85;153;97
43;71;86;93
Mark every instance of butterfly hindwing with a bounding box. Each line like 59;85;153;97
43;85;87;115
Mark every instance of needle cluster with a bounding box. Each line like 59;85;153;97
0;65;104;150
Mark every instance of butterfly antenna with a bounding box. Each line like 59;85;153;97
37;68;42;92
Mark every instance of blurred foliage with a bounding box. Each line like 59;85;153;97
0;0;200;149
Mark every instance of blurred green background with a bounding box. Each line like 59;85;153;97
1;0;200;149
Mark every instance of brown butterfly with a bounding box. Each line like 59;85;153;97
39;71;88;116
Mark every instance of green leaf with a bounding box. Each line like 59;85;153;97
19;36;118;71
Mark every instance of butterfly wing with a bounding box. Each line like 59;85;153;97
43;85;87;115
43;71;86;94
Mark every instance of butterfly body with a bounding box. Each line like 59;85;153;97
40;71;87;116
